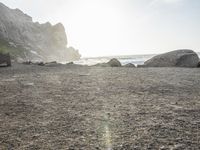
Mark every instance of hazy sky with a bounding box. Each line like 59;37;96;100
0;0;200;57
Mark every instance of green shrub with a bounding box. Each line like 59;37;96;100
0;40;26;59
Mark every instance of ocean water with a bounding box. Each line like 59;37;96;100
74;54;155;66
74;52;200;66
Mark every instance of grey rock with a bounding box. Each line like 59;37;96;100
0;2;81;62
124;63;136;68
22;61;32;65
144;49;199;67
197;62;200;68
94;63;110;67
66;62;74;65
44;61;62;67
35;62;45;66
0;53;11;66
107;58;122;67
137;65;146;68
94;58;122;67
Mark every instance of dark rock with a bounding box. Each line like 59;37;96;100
22;61;32;65
197;62;200;68
144;49;199;67
124;63;136;67
66;62;74;65
47;61;57;64
36;62;45;66
0;53;11;66
137;65;146;68
107;58;122;67
94;58;122;67
45;61;62;67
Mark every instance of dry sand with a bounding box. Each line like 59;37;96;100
0;63;200;149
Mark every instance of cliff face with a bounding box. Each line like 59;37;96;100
0;2;81;62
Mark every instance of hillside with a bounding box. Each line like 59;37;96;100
0;2;81;62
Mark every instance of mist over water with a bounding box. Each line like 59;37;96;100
74;52;200;66
74;54;155;66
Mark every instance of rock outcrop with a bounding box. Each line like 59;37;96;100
144;49;199;67
0;2;81;62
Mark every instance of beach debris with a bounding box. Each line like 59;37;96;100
143;49;199;67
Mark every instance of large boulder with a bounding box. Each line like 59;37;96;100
144;49;199;67
107;58;122;67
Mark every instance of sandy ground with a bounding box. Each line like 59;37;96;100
0;63;200;149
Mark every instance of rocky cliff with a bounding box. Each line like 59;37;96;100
0;2;81;62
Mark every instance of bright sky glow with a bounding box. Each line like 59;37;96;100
0;0;200;57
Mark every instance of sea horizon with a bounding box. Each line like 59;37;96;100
74;51;200;66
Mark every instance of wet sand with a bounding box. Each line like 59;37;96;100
0;63;200;149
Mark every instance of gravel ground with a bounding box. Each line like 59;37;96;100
0;63;200;149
